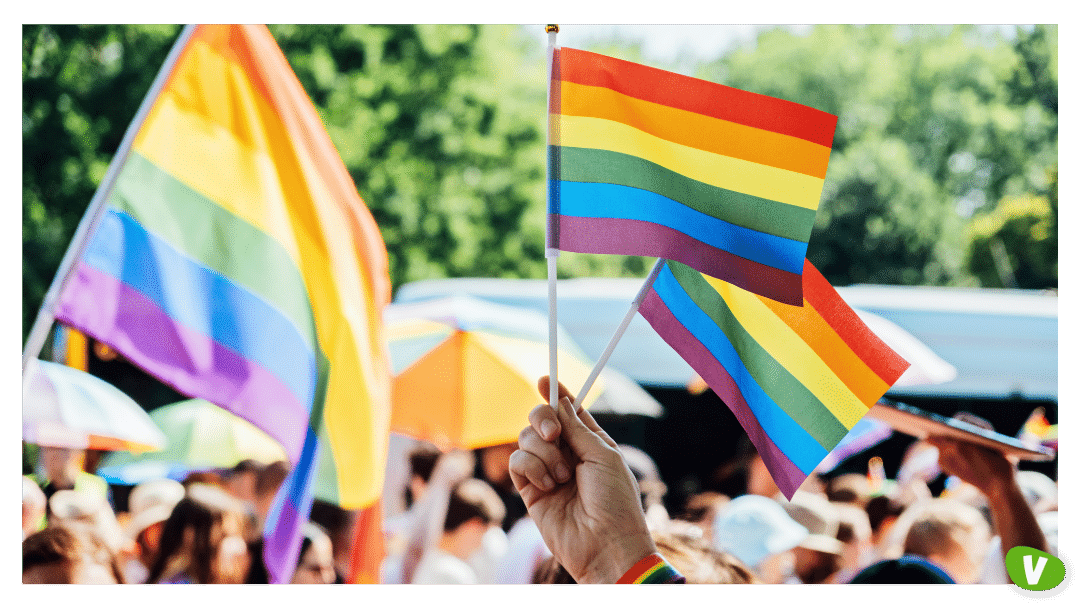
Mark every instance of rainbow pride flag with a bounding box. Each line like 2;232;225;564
639;260;909;498
548;48;838;305
54;25;391;582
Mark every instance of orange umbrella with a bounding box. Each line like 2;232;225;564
385;296;602;451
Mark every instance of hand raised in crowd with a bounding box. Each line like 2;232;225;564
507;377;655;583
927;436;1048;556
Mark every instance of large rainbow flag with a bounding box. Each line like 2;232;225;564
639;260;910;498
54;24;392;582
548;47;838;305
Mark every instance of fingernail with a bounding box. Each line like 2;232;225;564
540;474;555;491
555;463;571;483
541;420;557;441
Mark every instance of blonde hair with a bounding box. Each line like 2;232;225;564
653;530;758;584
895;499;990;563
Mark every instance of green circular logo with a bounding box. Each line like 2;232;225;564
1005;546;1066;591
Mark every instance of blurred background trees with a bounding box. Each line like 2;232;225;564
22;24;1057;342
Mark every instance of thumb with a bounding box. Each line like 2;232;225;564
554;396;610;460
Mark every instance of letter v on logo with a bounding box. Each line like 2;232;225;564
1024;554;1048;585
1006;546;1066;591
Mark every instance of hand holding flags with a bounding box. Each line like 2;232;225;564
546;42;908;497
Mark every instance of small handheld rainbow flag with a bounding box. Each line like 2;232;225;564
548;47;838;305
639;260;910;498
54;25;391;582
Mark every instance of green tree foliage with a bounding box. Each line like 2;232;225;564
22;25;1058;346
966;169;1057;289
696;24;1057;287
22;25;554;342
268;25;551;288
23;25;183;340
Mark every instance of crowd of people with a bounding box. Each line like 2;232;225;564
23;376;1058;585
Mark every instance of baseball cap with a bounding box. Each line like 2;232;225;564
781;492;844;555
712;494;808;568
125;478;185;540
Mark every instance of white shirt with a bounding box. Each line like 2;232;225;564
467;525;509;584
412;548;478;584
495;517;553;584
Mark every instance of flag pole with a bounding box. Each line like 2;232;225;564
545;24;560;409
21;24;197;375
573;258;666;409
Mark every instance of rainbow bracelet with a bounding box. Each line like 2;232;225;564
616;553;685;584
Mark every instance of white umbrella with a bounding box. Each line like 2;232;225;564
23;359;166;453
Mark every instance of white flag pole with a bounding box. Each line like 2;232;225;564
21;24;198;375
545;24;560;409
573;258;666;409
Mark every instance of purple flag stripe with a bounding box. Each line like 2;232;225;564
639;289;807;498
558;215;802;305
56;261;310;462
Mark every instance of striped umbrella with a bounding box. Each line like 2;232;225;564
23;358;165;453
385;295;603;451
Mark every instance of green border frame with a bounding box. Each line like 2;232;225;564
10;4;1071;608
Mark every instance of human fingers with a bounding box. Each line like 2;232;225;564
508;445;558;492
528;401;562;442
575;404;617;449
519;423;573;484
555;396;616;460
537;376;575;405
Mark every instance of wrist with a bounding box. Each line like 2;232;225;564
576;532;656;584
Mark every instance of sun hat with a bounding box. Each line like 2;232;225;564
49;489;104;522
124;478;185;540
712;494;808;569
780;492;844;555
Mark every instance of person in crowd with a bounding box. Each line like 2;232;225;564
508;377;684;583
23;475;47;540
121;478;186;584
253;460;289;527
291;522;337;584
405;443;442;509
889;497;990;584
780;492;844;584
308;499;350;583
180;470;224;489
475;441;529;533
48;489;128;560
33;446;109;511
674;491;730;544
494;513;551;584
711;494;806;583
412;478;506;584
223;459;265;505
382;442;444;572
531;556;577;584
863;493;904;557
826;473;872;509
620;444;670;530
23;522;124;584
830;502;874;583
386;450;475;584
926;435;1048;585
145;483;255;584
529;531;757;586
653;530;758;584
